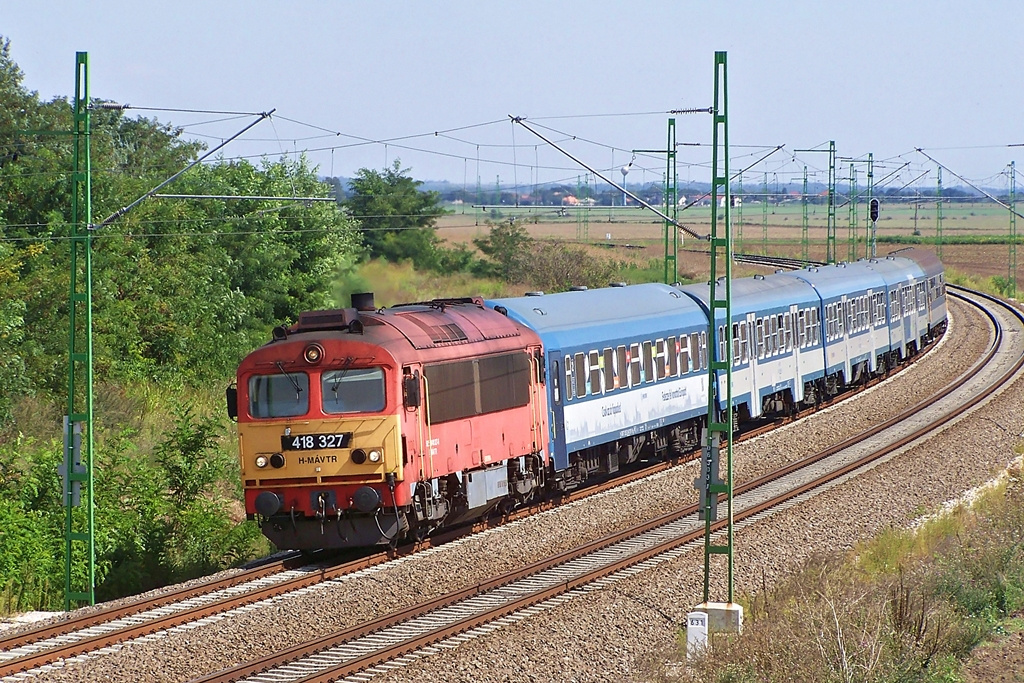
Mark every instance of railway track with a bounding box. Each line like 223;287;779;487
162;287;1022;683
1;284;1003;682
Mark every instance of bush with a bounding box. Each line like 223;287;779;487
671;464;1024;682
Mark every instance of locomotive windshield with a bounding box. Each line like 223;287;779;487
322;367;386;413
249;372;309;418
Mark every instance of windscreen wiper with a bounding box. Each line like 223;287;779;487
275;361;303;401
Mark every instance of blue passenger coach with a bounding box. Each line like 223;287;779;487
488;283;708;489
788;261;891;389
677;272;823;419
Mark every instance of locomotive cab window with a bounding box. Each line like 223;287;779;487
322;367;385;414
249;372;309;418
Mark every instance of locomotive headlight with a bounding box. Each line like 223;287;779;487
350;449;367;464
255;455;269;469
269;452;286;469
303;343;325;364
368;449;382;463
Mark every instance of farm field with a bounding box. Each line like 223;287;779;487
437;200;1021;283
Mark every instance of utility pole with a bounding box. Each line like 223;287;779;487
64;51;95;609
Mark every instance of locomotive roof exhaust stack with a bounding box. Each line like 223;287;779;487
352;292;376;312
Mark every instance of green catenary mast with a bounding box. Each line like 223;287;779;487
665;118;678;283
801;166;809;265
864;154;874;259
827;141;836;262
702;50;735;604
762;172;768;255
936;167;943;260
1010;161;1017;300
848;164;857;262
65;51;96;608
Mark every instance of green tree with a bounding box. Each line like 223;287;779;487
473;219;534;282
343;159;445;267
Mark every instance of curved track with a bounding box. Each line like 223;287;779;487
174;288;1023;683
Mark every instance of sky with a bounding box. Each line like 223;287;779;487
3;1;1022;194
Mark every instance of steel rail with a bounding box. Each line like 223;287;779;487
0;553;302;652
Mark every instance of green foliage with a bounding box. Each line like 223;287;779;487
672;466;1024;683
344;159;445;268
526;240;617;292
473;220;533;282
0;404;270;612
471;220;617;291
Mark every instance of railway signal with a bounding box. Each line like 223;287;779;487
869;198;880;257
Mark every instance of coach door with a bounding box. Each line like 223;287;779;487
548;351;568;471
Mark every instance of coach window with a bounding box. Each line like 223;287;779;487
616;346;628;387
678;338;690;374
629;343;642;387
573;353;587;397
667;336;679;376
755;319;765;359
564;355;573;401
574;352;587;397
811;308;821;344
249;371;309;418
589;350;603;394
603;348;615;391
642;341;655;383
700;331;709;370
552;360;561;403
655;339;668;379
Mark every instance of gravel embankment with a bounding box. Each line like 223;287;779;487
33;298;1011;683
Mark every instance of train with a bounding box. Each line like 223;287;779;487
226;248;946;550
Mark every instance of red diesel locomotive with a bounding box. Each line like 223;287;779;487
229;294;548;549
